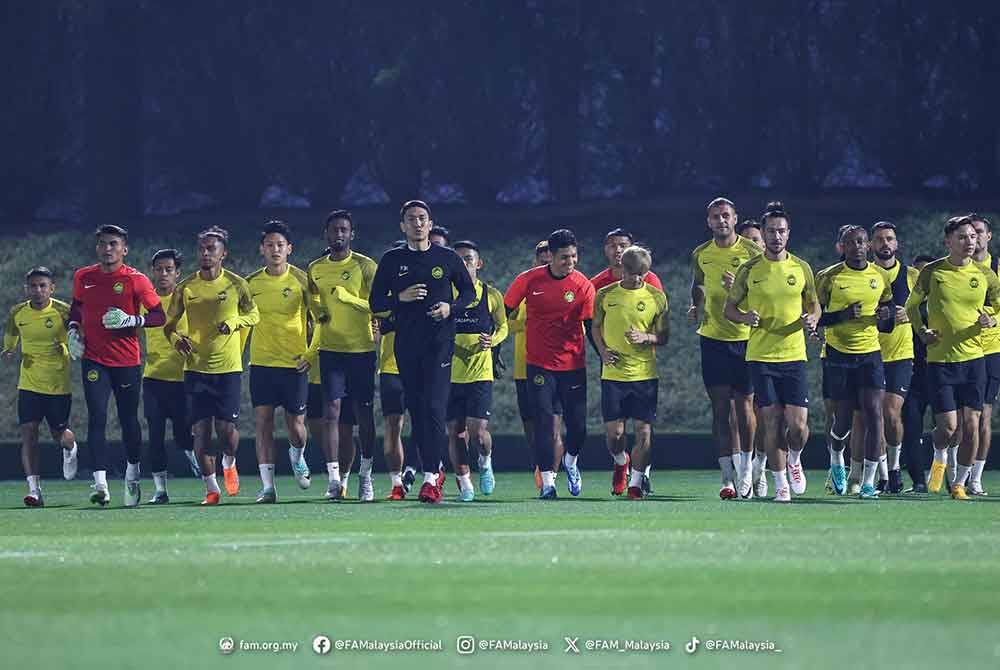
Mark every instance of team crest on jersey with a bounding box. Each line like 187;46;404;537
730;257;741;267
87;370;99;382
636;301;646;312
44;317;54;328
431;266;444;280
217;291;228;302
282;287;292;298
563;291;575;303
786;275;797;286
869;278;879;289
971;277;981;289
341;271;351;281
112;282;124;294
533;374;545;386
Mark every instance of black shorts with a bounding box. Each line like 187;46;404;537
985;353;1000;405
447;381;493;421
928;359;987;413
379;372;406;417
17;390;70;431
250;365;307;414
883;359;914;398
306;383;324;420
700;336;753;395
821;357;833;400
320;350;376;407
184;371;242;423
143;378;187;423
749;361;809;408
824;347;885;401
515;379;562;420
601;378;658;423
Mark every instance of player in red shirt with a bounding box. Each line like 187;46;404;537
68;225;164;507
505;228;595;499
590;227;662;493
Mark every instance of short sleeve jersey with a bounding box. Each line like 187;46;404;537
247;265;311;368
878;263;919;362
142;292;185;382
691;237;761;342
308;252;377;353
593;282;668;382
3;299;71;394
728;253;818;363
72;264;161;367
816;261;893;355
981;253;1000;356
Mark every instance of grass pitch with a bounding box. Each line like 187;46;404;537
2;470;999;670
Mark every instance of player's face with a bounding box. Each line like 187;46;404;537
535;249;552;266
842;229;869;265
972;220;991;254
261;233;292;266
549;245;577;278
740;227;763;248
604;236;631;268
458;248;481;280
96;234;127;267
945;224;977;258
429;234;448;247
198;236;227;270
400;207;431;244
26;276;53;306
621;267;647;289
871;228;897;260
325;218;354;252
763;217;790;255
707;205;737;239
151;258;178;292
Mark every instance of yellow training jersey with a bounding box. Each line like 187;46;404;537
906;257;1000;364
981;254;1000;356
691;237;761;341
509;300;527;380
729;253;818;363
593;282;669;382
816;261;892;355
308;252;377;353
3;299;71;395
878;263;919;362
451;281;509;384
246;265;311;368
165;269;259;374
142;292;186;382
379;329;399;375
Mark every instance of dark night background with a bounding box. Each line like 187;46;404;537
2;0;999;227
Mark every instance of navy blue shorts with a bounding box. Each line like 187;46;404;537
379;373;406;417
824;347;885;401
928;359;986;413
601;378;658;423
515;378;562;420
184;371;242;423
883;359;914;398
750;361;809;408
250;365;308;414
306;383;324;420
700;336;753;395
985;353;1000;405
447;381;493;421
319;350;376;406
17;390;71;431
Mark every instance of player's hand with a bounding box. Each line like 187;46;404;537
67;328;84;360
1;349;14;362
801;312;818;332
686;304;699;323
102;307;142;330
294;355;310;373
478;332;492;351
371;318;380;337
978;310;997;328
399;284;428;303
427;301;450;321
625;326;650;345
894;305;909;324
602;349;621;366
722;271;736;290
920;328;940;345
175;335;195;357
744;310;761;327
877;305;891;320
845;302;863;320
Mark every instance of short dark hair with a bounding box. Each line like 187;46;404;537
870;221;896;236
261;219;293;244
762;201;789;226
547;228;577;254
839;225;867;243
913;254;937;265
736;219;760;235
198;225;229;248
325;209;353;231
151;249;182;267
452;240;479;253
95;224;128;242
25;266;53;283
429;225;450;242
944;215;975;236
604;227;633;243
400;199;431;219
970;213;992;231
706;197;736;212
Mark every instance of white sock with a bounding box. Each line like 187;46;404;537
327;462;340;483
153;471;168;493
629;468;643;488
738;451;753;477
341;472;350;490
478;453;492;470
732;451;744;474
390;471;402;487
289;444;304;463
947;446;958;473
564;453;578;469
863;459;878;488
125;462;140;481
772;469;789;491
718;456;735;484
423;471;438;485
613;451;627;466
788;449;802;467
404;465;416;475
878;455;888;481
26;475;40;493
955;464;972;488
933;448;947;464
971;460;986;485
66;442;77;456
541;470;556;488
94;470;108;490
887;444;901;471
221;454;236;469
458;473;473;493
830;449;845;467
359;457;373;478
643;464;651;477
752;452;766;475
204;473;221;494
259;464;275;489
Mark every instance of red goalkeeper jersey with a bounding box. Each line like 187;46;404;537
72;264;160;367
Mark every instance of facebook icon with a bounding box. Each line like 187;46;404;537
312;635;331;655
